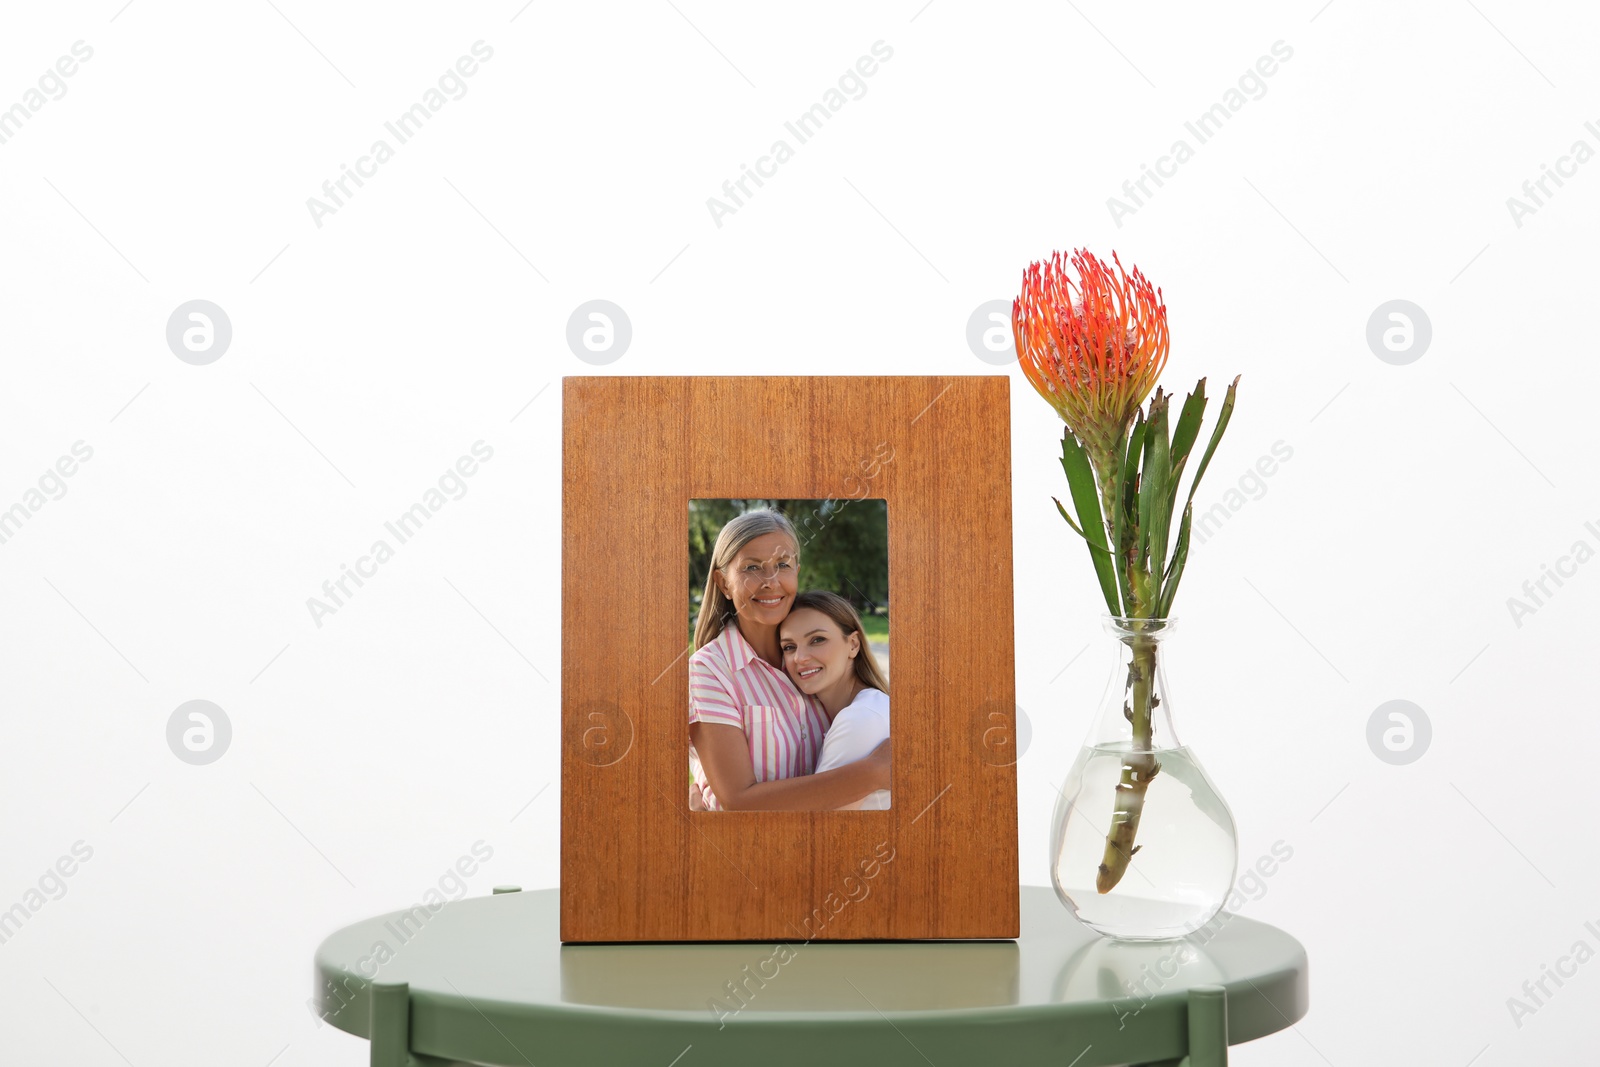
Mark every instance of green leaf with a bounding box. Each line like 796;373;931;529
1053;495;1087;538
1158;502;1193;616
1120;412;1145;527
1166;379;1208;510
1180;374;1241;515
1112;415;1146;615
1139;392;1173;589
1054;497;1119;564
1058;431;1121;616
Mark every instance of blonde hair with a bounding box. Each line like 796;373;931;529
693;508;801;651
782;590;889;695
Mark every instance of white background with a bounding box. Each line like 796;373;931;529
3;1;1598;1064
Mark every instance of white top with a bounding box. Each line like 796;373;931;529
815;686;890;810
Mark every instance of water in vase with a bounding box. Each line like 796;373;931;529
1051;741;1237;941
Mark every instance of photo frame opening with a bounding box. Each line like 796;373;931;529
686;498;890;812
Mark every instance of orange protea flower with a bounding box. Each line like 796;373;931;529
1012;249;1170;468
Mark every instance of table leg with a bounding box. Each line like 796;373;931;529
1184;984;1228;1067
369;982;456;1067
370;981;411;1067
1131;985;1229;1067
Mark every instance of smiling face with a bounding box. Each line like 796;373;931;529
780;606;860;695
714;530;799;627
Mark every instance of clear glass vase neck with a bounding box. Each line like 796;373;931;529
1101;615;1178;639
1086;614;1181;750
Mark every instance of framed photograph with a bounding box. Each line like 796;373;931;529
686;497;891;813
561;376;1018;942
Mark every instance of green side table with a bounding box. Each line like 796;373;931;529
313;885;1307;1067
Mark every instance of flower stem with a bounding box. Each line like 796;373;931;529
1088;440;1122;560
1096;632;1162;893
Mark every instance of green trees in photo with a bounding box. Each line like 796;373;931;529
689;498;889;619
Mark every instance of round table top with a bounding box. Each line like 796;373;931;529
314;885;1308;1067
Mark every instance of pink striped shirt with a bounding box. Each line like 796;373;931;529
688;623;829;811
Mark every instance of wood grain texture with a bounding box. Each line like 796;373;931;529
561;376;1018;942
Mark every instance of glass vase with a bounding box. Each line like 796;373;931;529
1049;616;1238;940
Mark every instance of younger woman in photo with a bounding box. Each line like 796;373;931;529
779;590;891;810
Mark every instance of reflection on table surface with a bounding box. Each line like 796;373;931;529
317;887;1302;1017
556;890;1275;1015
561;940;1020;1012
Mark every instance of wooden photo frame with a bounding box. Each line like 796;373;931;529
561;376;1018;942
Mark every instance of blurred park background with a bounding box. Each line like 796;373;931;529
689;498;889;678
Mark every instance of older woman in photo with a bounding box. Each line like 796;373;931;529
689;508;890;811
